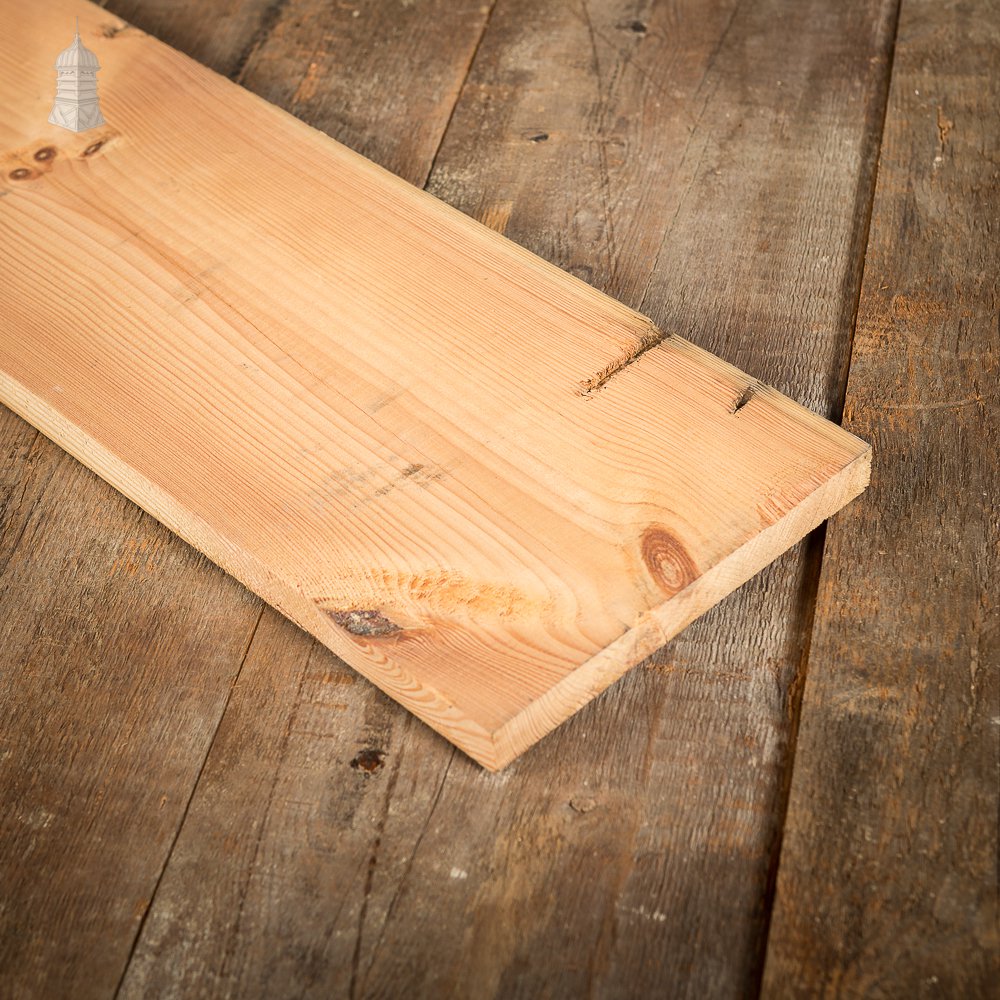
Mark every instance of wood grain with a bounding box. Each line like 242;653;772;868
762;0;1000;993
98;0;283;80
0;421;263;999
0;0;867;769
230;0;496;184
0;1;495;997
117;1;898;997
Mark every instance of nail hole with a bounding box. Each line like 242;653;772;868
350;748;385;774
34;147;57;162
528;132;549;142
9;168;33;180
82;140;105;157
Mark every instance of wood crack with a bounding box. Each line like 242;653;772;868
361;748;455;987
348;745;403;1000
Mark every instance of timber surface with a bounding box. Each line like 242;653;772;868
0;0;870;770
0;3;993;1000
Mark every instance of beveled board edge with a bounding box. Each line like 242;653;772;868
0;342;870;770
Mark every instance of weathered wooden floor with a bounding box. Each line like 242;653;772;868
0;0;996;997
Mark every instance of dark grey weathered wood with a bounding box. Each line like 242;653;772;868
0;422;263;1000
232;0;496;184
762;0;1000;993
98;0;280;78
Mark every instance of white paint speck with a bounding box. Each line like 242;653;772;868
22;809;55;830
617;903;668;923
450;867;468;880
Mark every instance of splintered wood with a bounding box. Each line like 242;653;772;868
0;0;869;769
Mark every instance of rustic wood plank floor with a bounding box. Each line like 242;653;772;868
0;0;995;997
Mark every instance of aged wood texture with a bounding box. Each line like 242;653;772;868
762;0;1000;993
0;0;868;770
228;0;497;184
0;1;494;998
0;420;263;999
117;1;898;997
97;0;282;79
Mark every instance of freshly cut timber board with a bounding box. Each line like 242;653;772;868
0;0;870;770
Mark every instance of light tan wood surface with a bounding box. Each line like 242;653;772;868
0;0;869;768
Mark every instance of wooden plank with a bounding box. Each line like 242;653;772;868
119;1;897;996
0;0;868;769
230;0;496;184
762;0;1000;992
0;1;496;997
0;4;278;994
98;0;282;79
0;424;263;998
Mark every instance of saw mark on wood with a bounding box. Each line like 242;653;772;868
732;384;757;413
578;323;669;395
